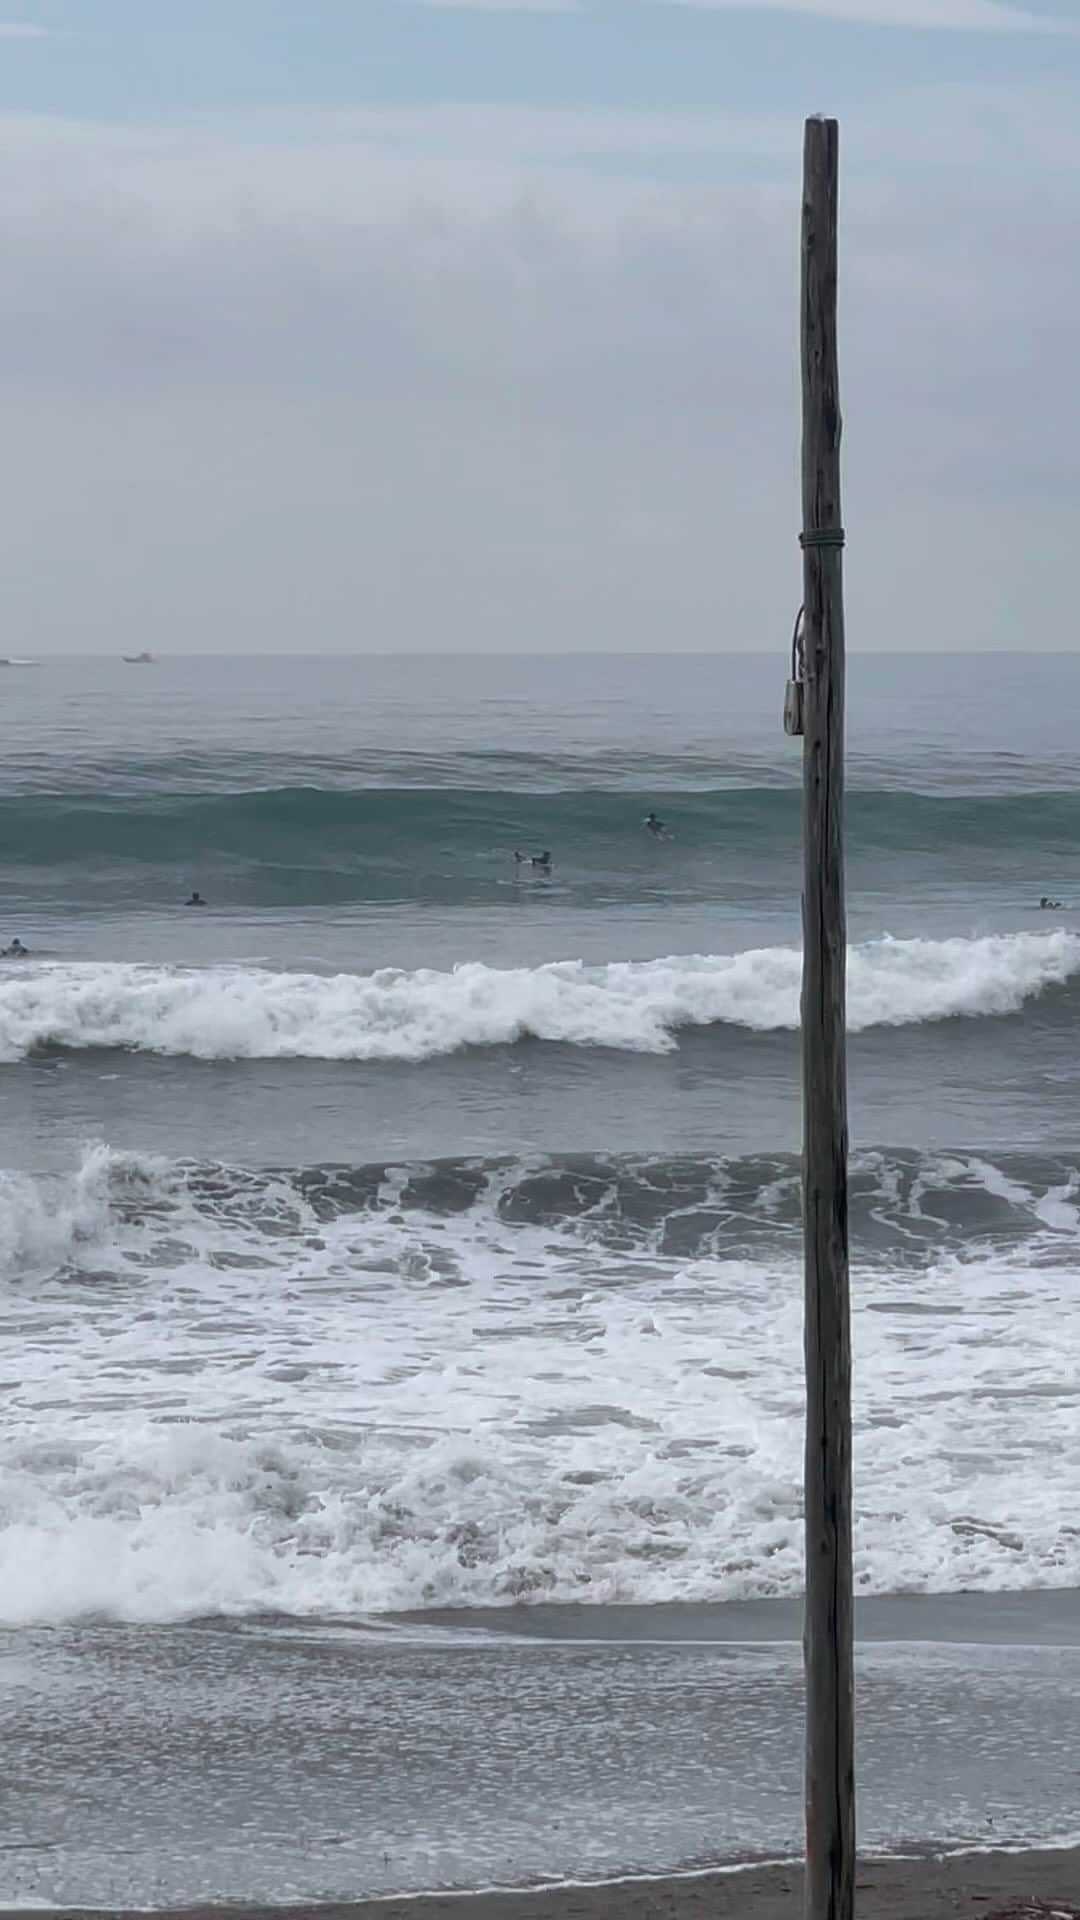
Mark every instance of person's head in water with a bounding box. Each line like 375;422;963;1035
536;850;551;867
6;937;26;954
186;891;207;907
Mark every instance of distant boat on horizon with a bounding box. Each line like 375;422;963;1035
122;651;155;664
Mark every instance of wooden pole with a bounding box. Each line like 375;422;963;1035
800;116;854;1920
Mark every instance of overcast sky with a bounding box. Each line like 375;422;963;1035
2;0;1077;654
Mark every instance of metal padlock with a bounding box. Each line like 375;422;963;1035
783;678;805;737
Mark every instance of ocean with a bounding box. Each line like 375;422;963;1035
3;649;1080;1903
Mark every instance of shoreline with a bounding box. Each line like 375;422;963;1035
400;1587;1080;1644
6;1848;1079;1920
6;1613;1079;1910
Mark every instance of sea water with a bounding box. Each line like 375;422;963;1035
3;650;1080;1899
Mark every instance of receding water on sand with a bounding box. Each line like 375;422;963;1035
3;1596;1079;1906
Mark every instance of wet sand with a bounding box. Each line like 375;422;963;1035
5;1601;1080;1907
8;1848;1079;1920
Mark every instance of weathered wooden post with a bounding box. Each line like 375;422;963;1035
799;115;854;1920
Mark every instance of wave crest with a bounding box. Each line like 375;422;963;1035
0;932;1076;1062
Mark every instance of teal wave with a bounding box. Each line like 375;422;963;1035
2;782;1076;911
5;784;1080;863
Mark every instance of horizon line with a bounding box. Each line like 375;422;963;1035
8;647;1080;663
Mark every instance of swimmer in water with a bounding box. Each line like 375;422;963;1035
186;891;208;908
1;937;28;957
514;850;553;872
644;811;666;839
1040;896;1064;910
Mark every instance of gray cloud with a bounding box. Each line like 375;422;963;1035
0;93;1076;654
657;0;1075;33
408;0;582;11
404;0;1077;29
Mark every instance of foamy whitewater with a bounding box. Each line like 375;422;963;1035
4;653;1080;1635
2;930;1078;1062
2;1139;1079;1625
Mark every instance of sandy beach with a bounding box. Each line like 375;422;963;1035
4;1598;1078;1909
9;1849;1079;1920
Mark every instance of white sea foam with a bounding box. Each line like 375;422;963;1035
0;931;1076;1062
1;1147;1079;1626
0;1143;164;1273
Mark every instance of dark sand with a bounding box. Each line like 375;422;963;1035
10;1850;1079;1920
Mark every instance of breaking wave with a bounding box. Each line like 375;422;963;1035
0;932;1077;1062
2;1142;1080;1625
